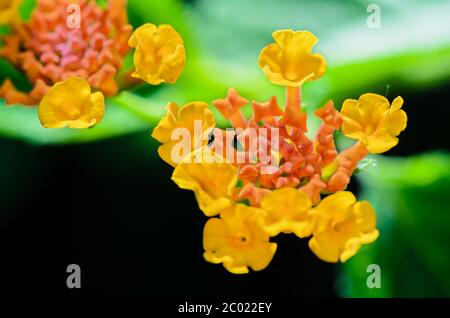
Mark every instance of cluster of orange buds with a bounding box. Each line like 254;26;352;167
152;29;407;273
0;0;186;128
0;0;132;105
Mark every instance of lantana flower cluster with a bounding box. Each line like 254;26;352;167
0;0;186;128
0;1;408;275
152;30;407;273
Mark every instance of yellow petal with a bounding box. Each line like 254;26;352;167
38;77;104;129
339;237;364;263
341;93;407;153
151;101;215;167
128;23;186;85
385;110;407;136
177;102;215;136
156;141;178;167
390;96;404;111
308;230;342;263
308;191;379;263
358;93;390;127
151;102;180;143
0;0;21;25
203;204;277;274
260;188;313;238
364;131;398;154
352;201;377;235
258;29;326;87
171;160;237;216
340;99;363;135
312;191;356;231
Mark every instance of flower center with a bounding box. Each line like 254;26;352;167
236;234;249;245
365;125;375;134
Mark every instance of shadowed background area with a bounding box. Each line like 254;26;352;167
1;0;450;298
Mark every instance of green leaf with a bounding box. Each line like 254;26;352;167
19;0;36;20
0;59;32;91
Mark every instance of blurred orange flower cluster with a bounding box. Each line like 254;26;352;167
152;29;407;273
0;0;131;105
0;0;186;128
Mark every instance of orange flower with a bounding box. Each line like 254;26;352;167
260;188;313;238
203;204;277;274
341;93;407;153
259;29;326;87
128;23;186;85
150;28;407;272
152;101;215;167
38;77;104;129
171;158;238;217
309;192;379;263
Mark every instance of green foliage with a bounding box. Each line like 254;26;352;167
339;153;450;297
19;0;36;20
1;0;450;144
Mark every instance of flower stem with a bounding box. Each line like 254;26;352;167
285;86;301;114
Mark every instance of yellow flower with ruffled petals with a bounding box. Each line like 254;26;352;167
128;23;186;85
258;29;326;87
38;77;104;129
260;188;313;238
152;101;215;167
171;159;237;216
308;191;379;263
203;204;277;274
341;93;407;153
0;0;21;25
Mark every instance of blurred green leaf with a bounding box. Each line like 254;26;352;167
19;0;36;20
0;59;32;91
1;0;450;144
0;98;149;145
339;152;450;297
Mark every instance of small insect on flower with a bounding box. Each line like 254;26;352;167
151;28;407;273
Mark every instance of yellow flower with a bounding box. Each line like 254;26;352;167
308;191;379;263
0;0;21;25
260;188;313;238
203;204;277;274
151;101;215;167
258;29;326;87
171;159;237;216
38;77;104;129
128;23;186;85
341;93;407;153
